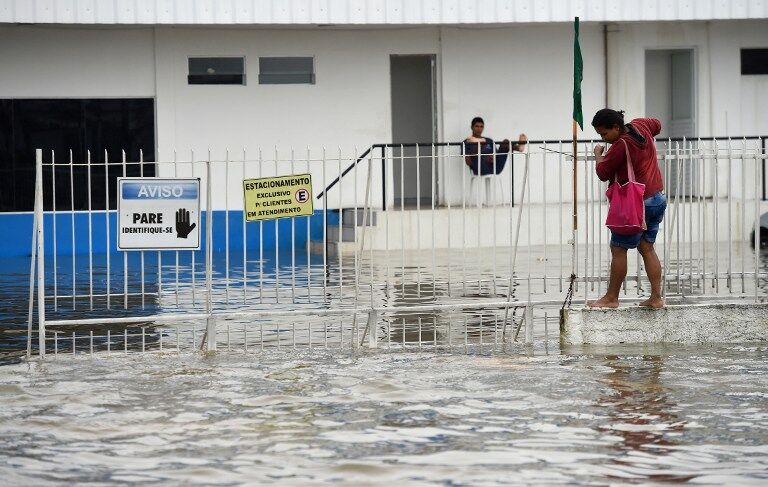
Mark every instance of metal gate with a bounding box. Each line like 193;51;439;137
25;136;768;358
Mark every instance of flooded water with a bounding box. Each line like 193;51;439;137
2;346;768;484
2;244;768;484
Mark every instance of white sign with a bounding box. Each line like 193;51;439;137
117;178;201;251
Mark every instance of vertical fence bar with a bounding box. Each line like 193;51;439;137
741;138;747;293
69;149;76;309
51;151;58;311
542;142;548;294
688;139;694;293
401;145;406;298
662;141;671;299
35;150;46;358
191;150;198;307
681;138;687;293
259;148;265;304
714;140;720;293
508;141;514;298
431;143;437;299
322;147;327;298
225;149;231;304
353;146;359;302
338;147;344;299
675;142;685;296
306;147;312;301
243;148;248;304
526;148;532;308
173;150;180;306
583;143;589;304
559;141;564;292
492;141;498;295
103;150;110;309
87;150;94;310
384;146;391;296
274;147;281;303
588;141;595;293
27;186;39;358
368;149;375;307
755;142;761;302
700;139;707;294
461;142;467;296
290;148;296;303
123;151;129;309
727;137;733;292
139;150;146;309
416;143;422;295
206;158;213;324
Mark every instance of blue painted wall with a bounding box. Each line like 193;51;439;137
0;210;339;257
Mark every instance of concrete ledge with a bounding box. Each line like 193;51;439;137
560;302;768;345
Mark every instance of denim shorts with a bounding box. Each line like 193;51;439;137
610;192;667;249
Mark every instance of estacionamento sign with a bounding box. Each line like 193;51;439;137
117;178;201;250
243;174;313;222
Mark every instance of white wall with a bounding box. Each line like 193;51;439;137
607;19;768;137
439;23;606;206
153;26;440;210
2;21;765;212
0;25;155;97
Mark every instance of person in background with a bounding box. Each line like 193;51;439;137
463;117;527;176
589;109;667;309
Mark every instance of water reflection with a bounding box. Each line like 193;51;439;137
598;355;692;482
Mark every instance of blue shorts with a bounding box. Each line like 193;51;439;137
610;192;667;249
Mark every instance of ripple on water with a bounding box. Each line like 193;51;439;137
0;347;767;484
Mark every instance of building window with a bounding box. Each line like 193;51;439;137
741;49;768;75
188;57;245;85
259;57;315;84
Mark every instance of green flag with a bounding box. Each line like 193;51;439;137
573;17;584;130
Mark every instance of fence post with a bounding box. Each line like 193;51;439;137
202;156;215;352
366;309;378;348
205;317;217;352
35;149;46;358
524;305;534;345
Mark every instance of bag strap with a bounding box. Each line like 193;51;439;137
614;138;637;183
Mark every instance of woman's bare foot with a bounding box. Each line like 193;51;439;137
639;297;665;309
588;296;620;308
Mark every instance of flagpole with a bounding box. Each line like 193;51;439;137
567;15;582;308
572;118;578;273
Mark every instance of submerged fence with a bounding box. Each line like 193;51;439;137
26;136;768;357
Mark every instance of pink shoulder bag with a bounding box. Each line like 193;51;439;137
604;140;646;235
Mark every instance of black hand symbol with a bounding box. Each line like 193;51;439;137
175;208;196;238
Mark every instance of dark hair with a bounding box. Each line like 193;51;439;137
591;109;625;129
471;116;484;127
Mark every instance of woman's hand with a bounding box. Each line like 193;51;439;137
594;144;605;157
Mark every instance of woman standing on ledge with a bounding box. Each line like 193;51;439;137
589;109;667;309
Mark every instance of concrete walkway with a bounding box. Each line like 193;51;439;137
560;302;768;345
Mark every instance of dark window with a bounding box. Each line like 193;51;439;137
188;57;245;85
0;98;155;212
741;49;768;75
259;57;315;84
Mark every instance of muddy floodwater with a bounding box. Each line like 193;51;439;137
1;246;768;485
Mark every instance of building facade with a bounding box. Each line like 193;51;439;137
1;0;767;255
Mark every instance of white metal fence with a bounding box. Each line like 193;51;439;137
26;137;768;358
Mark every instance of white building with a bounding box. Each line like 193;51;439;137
1;0;767;255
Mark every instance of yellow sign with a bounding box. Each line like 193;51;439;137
243;174;314;222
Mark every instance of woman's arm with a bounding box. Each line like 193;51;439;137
594;143;625;181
